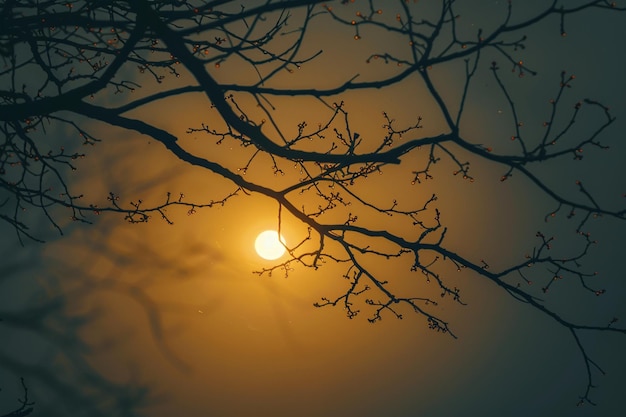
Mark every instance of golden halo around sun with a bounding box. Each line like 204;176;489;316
254;230;286;260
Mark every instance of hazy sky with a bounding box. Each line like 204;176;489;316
1;1;625;416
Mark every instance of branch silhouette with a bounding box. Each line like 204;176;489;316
1;0;625;409
0;377;34;417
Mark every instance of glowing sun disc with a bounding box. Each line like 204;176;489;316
255;230;286;260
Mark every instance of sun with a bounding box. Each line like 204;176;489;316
254;230;286;260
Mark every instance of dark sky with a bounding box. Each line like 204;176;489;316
1;1;626;416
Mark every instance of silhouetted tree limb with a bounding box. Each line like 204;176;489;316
2;0;625;407
0;378;34;417
0;252;159;416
